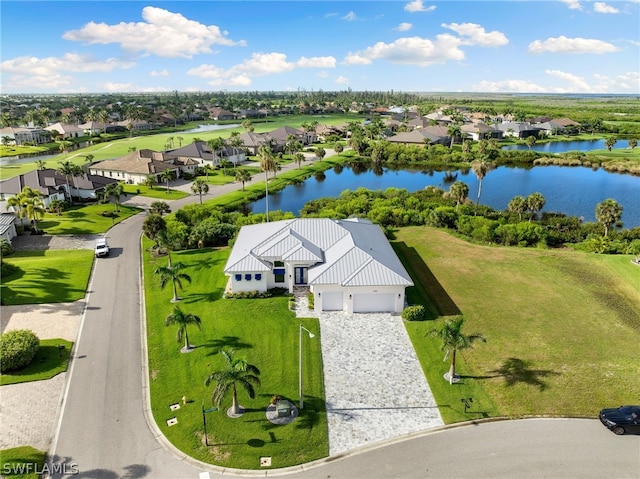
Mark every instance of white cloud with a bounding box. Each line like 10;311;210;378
343;53;373;66
471;79;548;93
342;11;357;21
346;35;465;67
335;76;349;84
103;82;135;92
593;2;619;13
1;53;134;75
62;6;245;59
441;23;508;47
529;36;619;54
404;0;436;13
396;22;413;32
296;56;337;68
150;69;169;77
545;69;594;92
560;0;583;10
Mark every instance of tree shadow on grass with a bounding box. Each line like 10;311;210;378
183;291;221;304
201;336;253;355
488;357;560;391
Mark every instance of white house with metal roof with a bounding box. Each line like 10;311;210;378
224;218;413;314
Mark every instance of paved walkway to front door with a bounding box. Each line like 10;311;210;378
318;311;444;456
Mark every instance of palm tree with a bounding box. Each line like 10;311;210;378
48;199;65;216
508;195;527;221
525;135;537;150
191;178;209;205
56;160;83;202
427;316;485;384
235;169;251;191
104;182;125;213
208;137;226;168
447;123;461;149
605;137;617;151
526;192;546;221
149;201;171;216
143;213;167;247
143;175;157;189
294;152;305;169
448;181;469;211
628;139;637;150
24;194;46;234
315;146;326;160
160;170;175;193
35;159;47;170
165;306;201;352
258;146;277;222
470;159;495;214
204;348;261;416
241;119;253;132
155;262;191;302
595;198;623;237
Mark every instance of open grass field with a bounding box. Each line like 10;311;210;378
37;204;141;235
1;250;94;305
0;338;73;386
394;227;640;423
143;244;328;470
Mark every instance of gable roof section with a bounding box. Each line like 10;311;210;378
225;218;413;288
91;149;175;175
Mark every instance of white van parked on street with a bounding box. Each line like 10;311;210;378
95;237;109;257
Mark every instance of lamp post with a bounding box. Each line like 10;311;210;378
299;324;315;410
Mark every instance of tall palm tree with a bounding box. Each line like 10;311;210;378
165;306;201;352
448;181;469;211
595;198;623;237
24;194;46;234
235;169;251;191
526;192;546;221
294;152;305;169
258;146;277;222
470;159;495;215
204;348;261;416
208;136;226;168
56;160;83;202
104;182;125;213
447;123;461;149
160;169;175;193
427;316;485;384
191;178;209;205
155;261;191;302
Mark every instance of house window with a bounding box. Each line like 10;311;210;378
273;268;285;283
245;274;252;281
255;274;262;281
235;274;242;281
274;261;284;267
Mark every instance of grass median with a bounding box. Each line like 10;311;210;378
394;227;640;423
143;243;328;469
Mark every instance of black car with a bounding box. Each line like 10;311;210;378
599;405;640;435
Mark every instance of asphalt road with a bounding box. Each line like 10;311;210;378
48;163;640;478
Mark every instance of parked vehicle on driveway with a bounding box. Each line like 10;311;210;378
599;406;640;435
95;238;109;257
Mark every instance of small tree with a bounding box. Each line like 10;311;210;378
235;169;251;191
448;181;469;211
205;348;261;416
155;262;191;302
149;201;171;216
595;198;623;237
526;192;546;221
165;306;201;352
160;170;175;193
191;178;209;205
605;137;617;151
427;316;485;384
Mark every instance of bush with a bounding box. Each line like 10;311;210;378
0;329;40;372
402;305;426;321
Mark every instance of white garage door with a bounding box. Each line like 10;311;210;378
322;292;343;311
353;293;396;313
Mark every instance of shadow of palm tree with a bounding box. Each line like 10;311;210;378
489;357;560;391
202;336;253;355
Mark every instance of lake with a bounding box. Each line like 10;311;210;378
181;124;240;133
250;165;640;228
502;139;629;153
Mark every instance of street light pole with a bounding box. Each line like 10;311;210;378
299;324;315;410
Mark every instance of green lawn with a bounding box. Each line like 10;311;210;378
393;227;640;423
0;446;46;479
0;338;73;385
37;203;141;235
121;184;189;200
1;250;94;304
144;244;328;469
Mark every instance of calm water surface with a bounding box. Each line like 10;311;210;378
502;139;629;153
250;165;640;228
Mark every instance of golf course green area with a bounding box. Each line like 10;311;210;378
143;244;328;470
395;227;640;422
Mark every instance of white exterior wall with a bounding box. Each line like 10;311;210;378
312;284;405;314
89;168;149;185
228;272;268;293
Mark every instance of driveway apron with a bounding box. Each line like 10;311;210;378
318;311;444;456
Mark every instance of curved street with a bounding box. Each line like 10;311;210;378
38;161;640;478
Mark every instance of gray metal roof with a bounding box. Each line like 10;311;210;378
224;218;413;288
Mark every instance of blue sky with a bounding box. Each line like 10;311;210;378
1;0;638;94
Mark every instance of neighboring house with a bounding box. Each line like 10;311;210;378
45;123;84;140
0;168;117;211
314;124;342;142
0;127;50;146
78;121;110;135
224;218;413;314
116;119;154;131
0;213;17;242
535;118;581;136
461;123;503;141
89;149;179;184
267;126;311;145
493;121;540;139
238;131;283;155
165;140;247;169
208;107;237;121
387;127;449;146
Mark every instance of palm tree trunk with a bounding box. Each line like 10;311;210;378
232;384;239;414
183;327;190;350
172;282;179;302
449;349;457;380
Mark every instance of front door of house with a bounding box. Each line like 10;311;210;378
294;267;307;285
